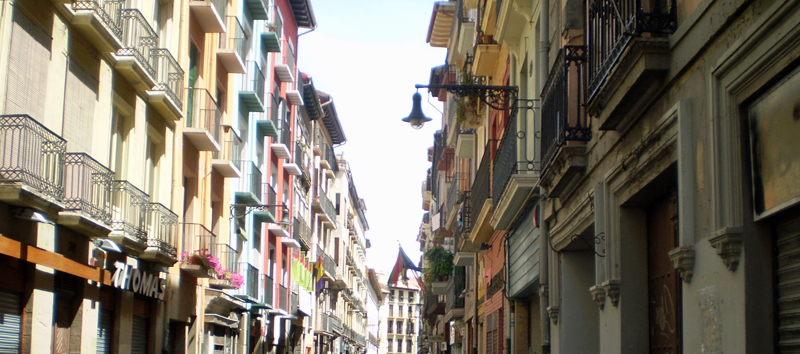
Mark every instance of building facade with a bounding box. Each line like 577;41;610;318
377;274;422;354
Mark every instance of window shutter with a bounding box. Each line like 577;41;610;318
62;61;98;154
5;9;50;119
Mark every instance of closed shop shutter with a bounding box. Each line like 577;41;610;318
0;289;21;353
62;61;98;154
4;8;50;119
507;204;540;298
776;214;800;352
96;309;113;354
131;315;148;354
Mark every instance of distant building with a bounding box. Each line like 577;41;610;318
377;273;422;354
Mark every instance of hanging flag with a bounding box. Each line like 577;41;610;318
315;256;325;293
388;246;421;287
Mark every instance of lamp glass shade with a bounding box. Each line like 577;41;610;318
402;92;432;129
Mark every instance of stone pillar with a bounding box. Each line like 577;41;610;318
29;222;57;354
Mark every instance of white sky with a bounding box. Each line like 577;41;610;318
297;0;445;273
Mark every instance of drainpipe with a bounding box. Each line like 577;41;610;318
539;191;550;353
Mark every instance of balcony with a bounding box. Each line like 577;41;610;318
235;161;262;204
490;108;541;230
271;115;292;159
444;267;466;322
295;143;311;189
474;43;500;77
278;284;288;312
467;142;494;248
234;262;259;303
262;275;274;309
245;0;268;20
112;9;157;91
209;243;237;289
586;0;674;129
293;216;311;249
70;0;124;53
274;40;296;83
259;11;282;53
58;153;114;235
140;203;179;266
255;101;278;139
148;49;184;120
108;180;148;254
313;188;337;227
322;144;338;179
0;115;66;212
317;245;336;281
541;46;591;199
255;184;277;224
211;129;242;178
184;88;221;151
180;223;217;278
240;61;266;112
217;16;246;74
189;0;227;33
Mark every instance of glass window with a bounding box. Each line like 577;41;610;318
407;340;413;353
388;339;393;353
388;320;393;334
397;340;402;352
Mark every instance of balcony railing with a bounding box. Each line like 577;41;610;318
215;242;237;270
219;16;246;63
458;191;472;236
316;188;337;225
447;171;468;212
291;290;298;314
263;275;274;306
324;144;338;174
318;245;336;277
0;115;66;201
470;141;494;222
62;153;114;224
110;180;148;242
118;9;157;79
181;223;217;256
491;108;538;206
236;161;262;203
152;49;184;108
587;0;676;101
214;129;242;168
265;183;277;206
245;263;259;300
73;0;124;39
279;284;288;311
145;203;178;259
542;46;592;170
185;88;221;147
445;266;466;311
240;60;266;111
293;216;311;248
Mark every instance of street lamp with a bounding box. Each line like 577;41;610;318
401;80;520;129
401;92;432;130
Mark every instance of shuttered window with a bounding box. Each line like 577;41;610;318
131;316;148;354
62;61;98;154
485;312;498;354
0;290;21;353
96;309;113;354
5;9;50;119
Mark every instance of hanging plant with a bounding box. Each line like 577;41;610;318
456;68;485;128
423;246;454;287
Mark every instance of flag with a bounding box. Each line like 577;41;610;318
388;246;420;287
315;255;325;293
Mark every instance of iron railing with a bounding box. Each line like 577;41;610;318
291;290;298;314
458;191;472;236
265;183;277;206
587;0;676;101
471;141;494;221
329;313;342;334
326;144;339;174
0;115;66;200
241;60;265;102
214;129;242;171
185;88;221;144
270;5;283;40
181;223;217;256
220;16;246;63
317;187;337;225
492;107;538;207
245;263;259;300
318;245;336;277
73;0;124;39
62;153;114;224
110;180;148;242
263;275;274;306
295;142;310;178
542;46;592;171
146;203;178;259
215;242;237;271
237;161;262;202
293;216;311;248
280;114;292;147
118;9;157;79
447;171;468;212
446;266;466;311
279;284;288;311
269;93;281;128
152;49;184;108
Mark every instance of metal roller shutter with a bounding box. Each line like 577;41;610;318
777;215;800;352
0;290;21;354
131;316;148;354
96;309;113;354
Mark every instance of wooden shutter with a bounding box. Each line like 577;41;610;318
62;61;98;154
5;8;50;119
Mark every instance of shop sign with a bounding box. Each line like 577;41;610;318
111;261;166;300
426;336;444;342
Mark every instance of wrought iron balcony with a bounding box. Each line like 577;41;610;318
314;187;337;226
114;9;158;90
184;88;222;151
263;275;274;308
242;263;260;302
318;245;336;279
218;16;246;73
189;0;227;33
235;161;263;204
446;171;468;214
61;153;114;228
324;144;338;176
141;203;178;265
209;243;236;289
181;223;217;257
587;0;676;103
149;49;184;120
457;191;472;236
445;267;466;313
279;284;288;311
71;0;124;52
541;46;592;171
470;142;493;227
274;39;295;82
293;216;311;249
212;129;242;178
109;180;148;251
0;114;66;204
240;60;266;112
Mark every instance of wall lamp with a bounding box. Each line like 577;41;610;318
401;81;519;129
230;203;290;225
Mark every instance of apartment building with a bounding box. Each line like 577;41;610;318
366;269;384;354
415;0;800;352
376;274;422;354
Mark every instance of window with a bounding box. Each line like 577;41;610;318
407;340;413;353
389;305;393;317
388;339;393;353
486;312;499;354
408;306;413;317
398;305;403;317
390;290;395;301
409;292;414;303
399;291;404;302
388;320;393;334
397;340;402;352
396;320;402;334
407;322;414;335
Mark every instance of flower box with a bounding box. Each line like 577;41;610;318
431;281;448;295
180;263;212;278
209;278;235;289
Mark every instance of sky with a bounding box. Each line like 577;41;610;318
296;0;446;274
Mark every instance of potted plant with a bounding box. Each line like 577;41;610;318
456;68;485;129
423;246;454;295
210;269;245;289
180;249;222;279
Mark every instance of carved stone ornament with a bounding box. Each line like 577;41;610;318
547;306;559;325
589;284;606;310
538;284;549;298
668;246;696;283
709;227;743;271
602;279;621;307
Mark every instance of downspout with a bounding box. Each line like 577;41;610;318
539;192;550;354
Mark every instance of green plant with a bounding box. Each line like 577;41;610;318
423;246;454;287
456;68;484;127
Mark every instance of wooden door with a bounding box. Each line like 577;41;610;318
647;189;681;353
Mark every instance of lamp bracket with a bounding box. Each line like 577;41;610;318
229;203;287;219
415;84;518;111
